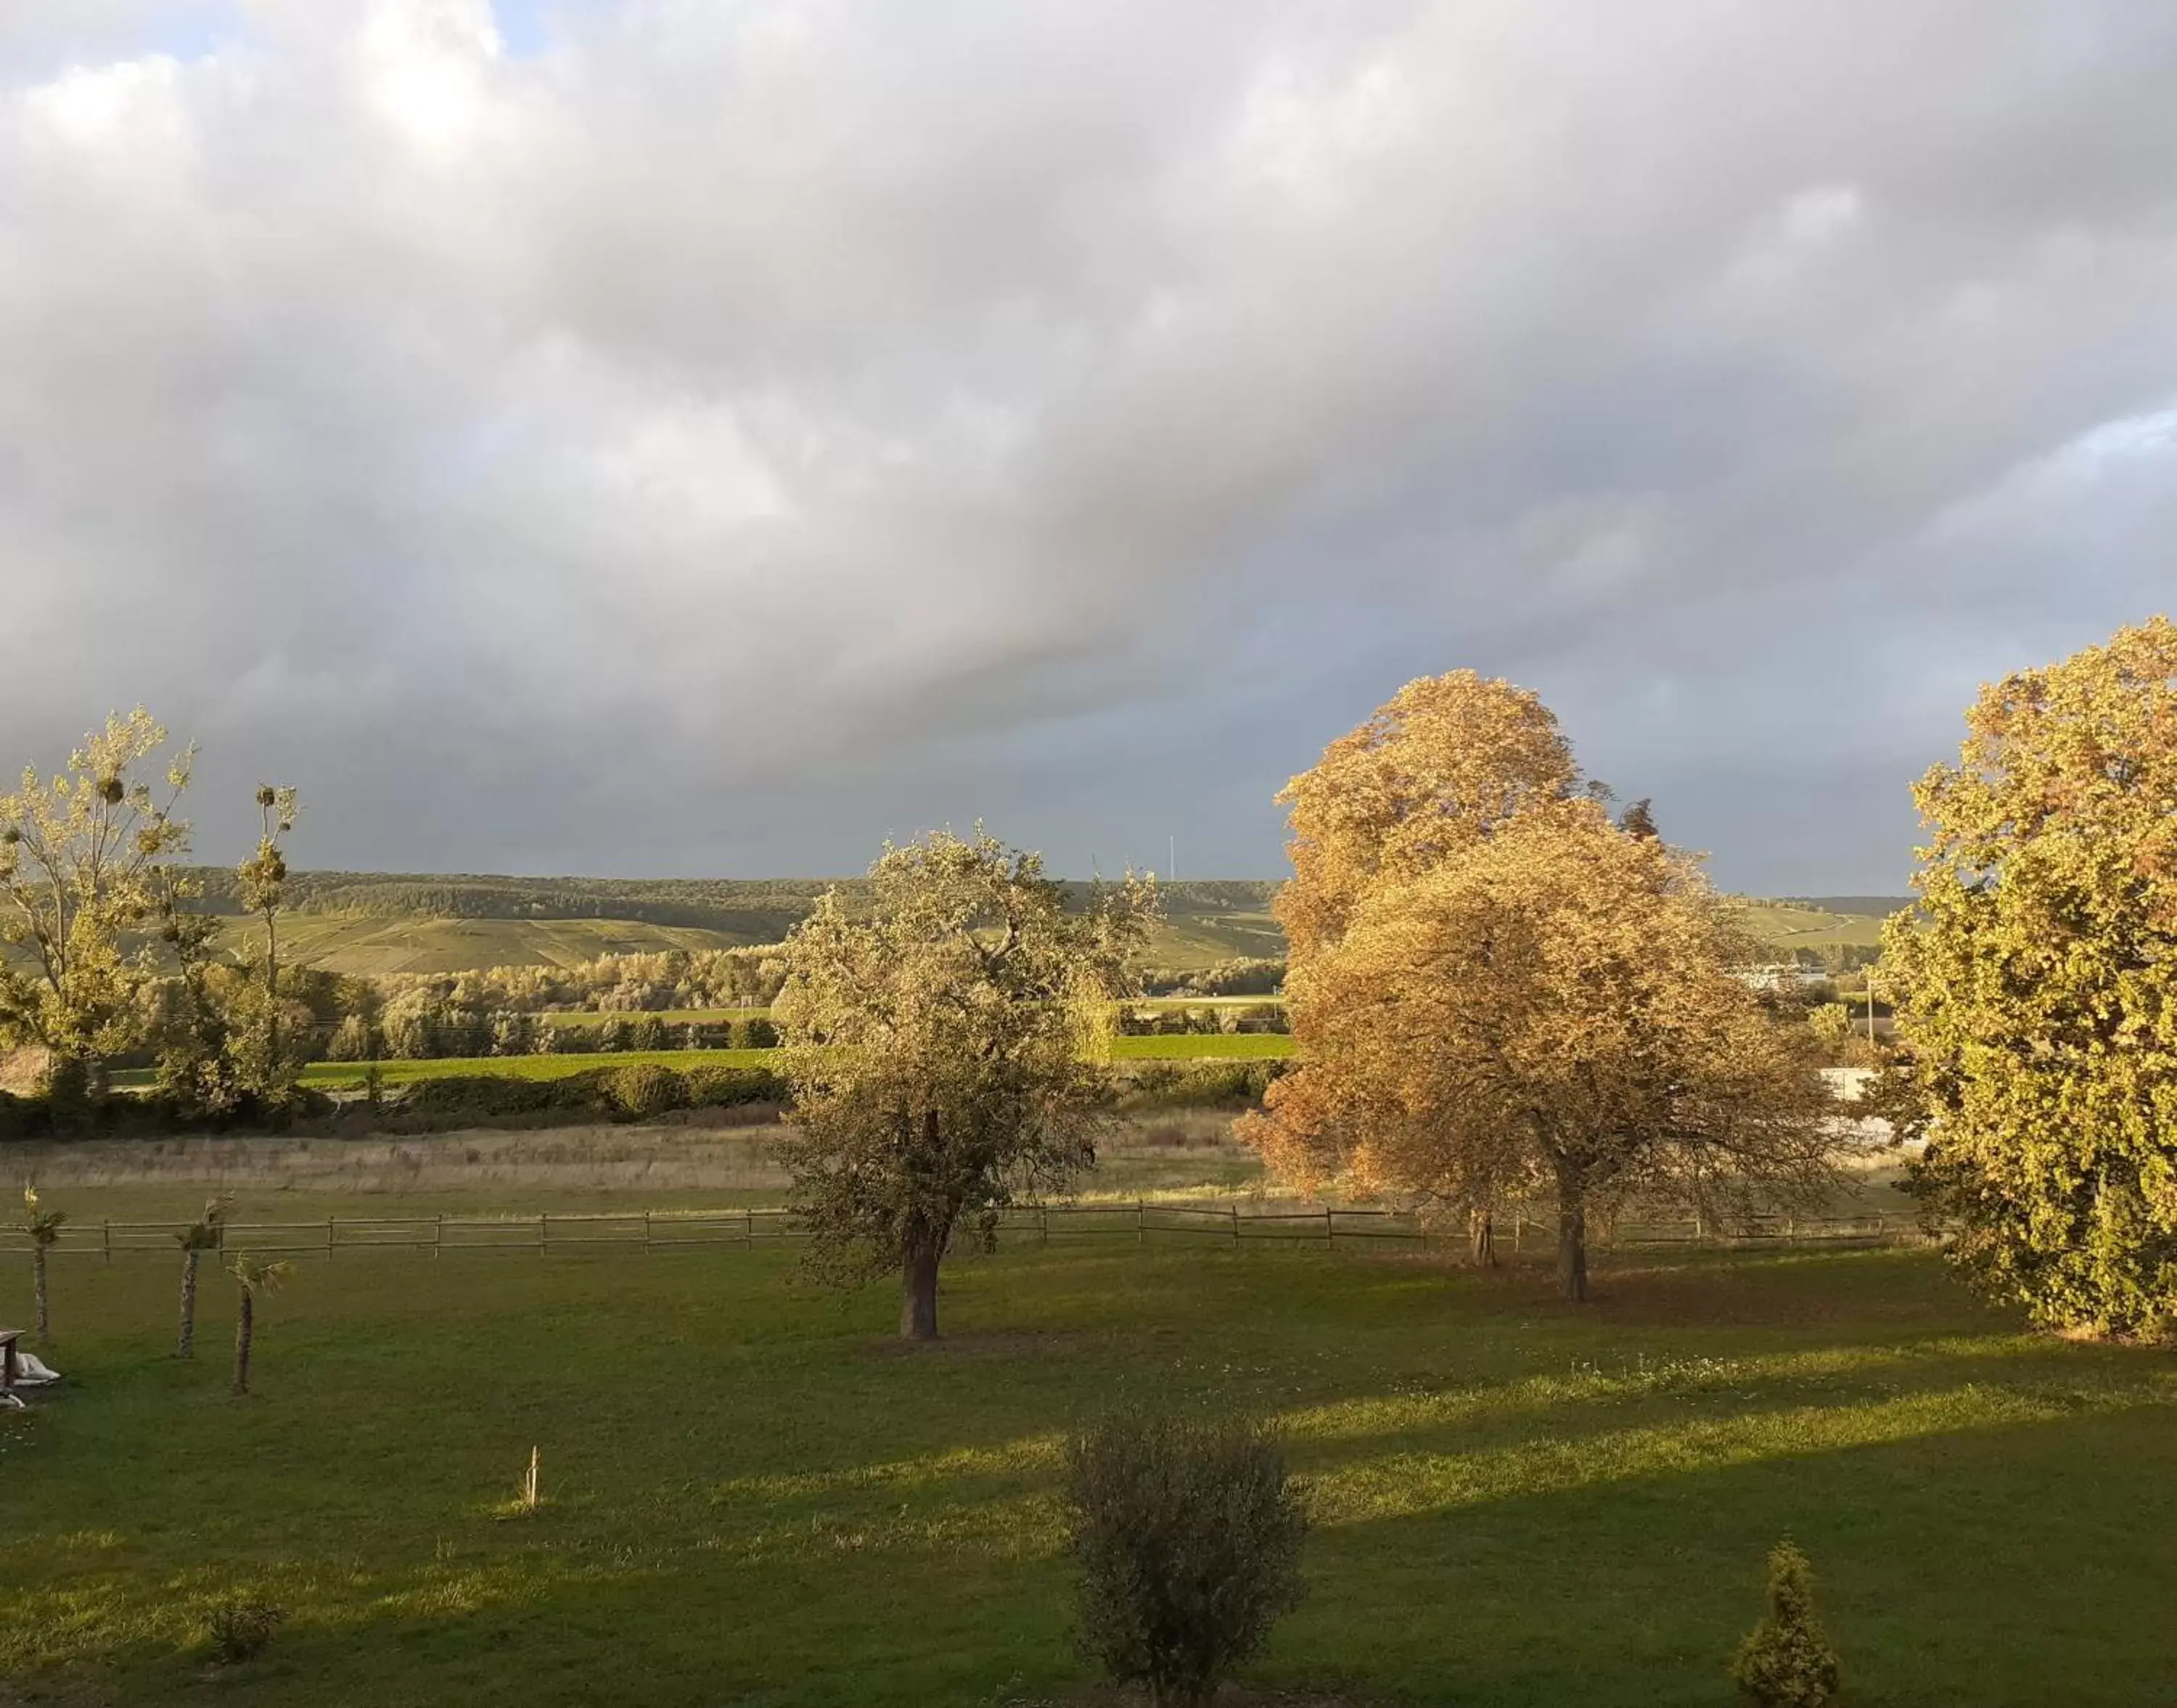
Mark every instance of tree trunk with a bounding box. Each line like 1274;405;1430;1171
900;1238;940;1342
1556;1176;1588;1302
1469;1207;1498;1268
33;1245;50;1342
178;1249;200;1359
233;1289;255;1395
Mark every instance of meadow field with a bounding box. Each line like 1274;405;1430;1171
4;1231;2172;1707
94;1032;1295;1094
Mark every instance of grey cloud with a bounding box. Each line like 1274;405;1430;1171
0;1;2171;884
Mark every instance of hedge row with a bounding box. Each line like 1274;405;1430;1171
0;1085;337;1141
0;1059;1279;1142
384;1064;790;1130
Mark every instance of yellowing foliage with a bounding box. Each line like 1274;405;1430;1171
773;829;1154;1339
1247;673;1836;1299
1886;616;2177;1336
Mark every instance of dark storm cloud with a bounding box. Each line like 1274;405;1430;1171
1;1;2172;886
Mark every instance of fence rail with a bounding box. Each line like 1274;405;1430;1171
0;1203;1930;1262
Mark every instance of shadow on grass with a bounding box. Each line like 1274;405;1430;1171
8;1243;2175;1708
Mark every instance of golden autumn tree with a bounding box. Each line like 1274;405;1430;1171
1884;617;2177;1336
1243;673;1838;1300
0;709;194;1101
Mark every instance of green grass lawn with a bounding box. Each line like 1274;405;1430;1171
4;1240;2173;1707
292;1049;780;1088
174;1035;1297;1091
1107;1032;1293;1060
538;1008;772;1026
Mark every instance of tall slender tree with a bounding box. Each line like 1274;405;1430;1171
20;1185;64;1343
231;786;304;1109
229;1254;292;1396
175;1195;232;1359
773;829;1152;1340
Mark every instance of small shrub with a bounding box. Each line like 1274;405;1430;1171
1733;1540;1840;1707
731;1017;779;1050
607;1063;686;1121
396;1074;563;1122
683;1064;790;1109
203;1595;284;1666
1065;1411;1306;1708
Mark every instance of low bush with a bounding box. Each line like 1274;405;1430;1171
382;1064;790;1131
682;1064;789;1107
730;1017;779;1050
0;1085;336;1144
1065;1411;1306;1708
393;1073;570;1124
202;1595;283;1666
607;1062;686;1121
1119;1060;1286;1109
1732;1540;1840;1707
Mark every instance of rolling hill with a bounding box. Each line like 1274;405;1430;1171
4;871;1903;980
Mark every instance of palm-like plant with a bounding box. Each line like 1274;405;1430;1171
21;1185;65;1344
174;1195;232;1360
228;1253;292;1397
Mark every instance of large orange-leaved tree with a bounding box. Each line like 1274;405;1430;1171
1242;671;1838;1300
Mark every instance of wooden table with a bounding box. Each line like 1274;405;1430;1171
0;1329;19;1396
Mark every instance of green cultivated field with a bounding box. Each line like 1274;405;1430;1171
1107;1032;1293;1060
4;1242;2173;1706
210;914;758;977
296;1049;779;1088
1740;898;1904;953
104;1035;1292;1092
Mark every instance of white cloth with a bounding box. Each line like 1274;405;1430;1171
9;1351;57;1387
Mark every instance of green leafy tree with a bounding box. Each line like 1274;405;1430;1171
773;829;1152;1340
1885;617;2177;1335
1065;1411;1307;1708
0;709;193;1101
149;879;243;1119
229;1253;293;1396
1731;1540;1840;1707
174;1195;232;1359
20;1184;64;1343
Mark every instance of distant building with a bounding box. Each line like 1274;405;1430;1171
1734;964;1822;993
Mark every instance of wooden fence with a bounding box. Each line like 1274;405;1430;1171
0;1202;1927;1262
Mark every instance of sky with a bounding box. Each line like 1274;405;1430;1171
1;2;2173;890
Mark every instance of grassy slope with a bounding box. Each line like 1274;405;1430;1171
4;1244;2172;1706
1739;899;1905;952
0;876;1886;980
215;915;755;978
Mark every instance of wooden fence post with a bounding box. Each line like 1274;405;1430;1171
539;1213;549;1255
1039;1205;1049;1247
103;1220;112;1265
1230;1204;1239;1247
644;1211;652;1255
1137;1200;1145;1246
435;1215;443;1260
1324;1207;1335;1247
745;1207;755;1245
327;1216;335;1261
